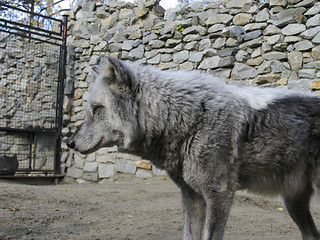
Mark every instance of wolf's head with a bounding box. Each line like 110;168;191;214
67;57;140;154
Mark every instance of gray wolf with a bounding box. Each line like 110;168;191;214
67;57;320;240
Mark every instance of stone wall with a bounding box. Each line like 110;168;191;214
62;0;320;183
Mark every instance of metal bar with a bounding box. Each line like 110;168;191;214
0;3;63;23
29;133;33;171
0;127;57;134
0;18;62;37
0;28;62;46
0;22;62;42
54;14;68;175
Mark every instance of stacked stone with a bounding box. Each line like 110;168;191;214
63;0;320;183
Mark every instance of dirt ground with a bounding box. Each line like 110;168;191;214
1;176;320;240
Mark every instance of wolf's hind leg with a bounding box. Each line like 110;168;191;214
283;182;320;240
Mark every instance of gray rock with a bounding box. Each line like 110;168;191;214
180;62;195;71
89;55;100;65
182;26;207;36
232;62;257;79
147;54;161;64
304;61;320;69
82;2;95;11
235;49;249;62
83;172;99;181
312;32;320;44
294;40;314;51
221;26;246;40
298;69;316;79
115;159;136;174
165;39;182;47
173;50;189;64
271;7;306;22
198;56;221;70
219;56;235;68
143;32;158;44
256;8;270;22
217;48;239;57
122;40;135;51
208;24;225;34
269;0;287;7
205;14;233;26
128;45;145;60
262;42;272;52
257;61;271;74
262;52;287;60
189;52;203;63
263;25;281;35
300;26;320;39
281;24;306;36
294;0;315;8
145;49;159;59
305;2;320;15
136;169;152;178
149;40;165;49
184;34;201;42
199;39;212;51
108;43;122;52
199;9;217;23
83;162;98;172
119;9;133;19
306;14;320;28
244;30;262;41
152;166;167;176
288;51;303;70
67;167;83;178
212;38;226;49
287;79;313;91
267;17;295;27
98;164;115;178
160;21;177;35
185;41;198;51
239;37;263;49
244;23;268;32
266;34;283;45
161;54;173;62
284;36;302;43
270;60;284;73
226;0;253;8
128;30;143;40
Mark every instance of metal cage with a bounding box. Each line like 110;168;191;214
0;3;67;177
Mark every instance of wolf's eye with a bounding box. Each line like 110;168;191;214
92;105;104;115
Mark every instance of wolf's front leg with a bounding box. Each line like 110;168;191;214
180;185;206;240
202;191;234;240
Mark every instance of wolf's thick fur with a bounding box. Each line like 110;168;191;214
68;57;320;240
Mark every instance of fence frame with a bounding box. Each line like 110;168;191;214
0;3;68;177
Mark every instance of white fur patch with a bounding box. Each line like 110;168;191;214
229;86;289;110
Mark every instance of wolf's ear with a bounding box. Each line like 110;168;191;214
105;56;132;90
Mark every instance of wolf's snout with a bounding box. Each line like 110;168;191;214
67;138;75;149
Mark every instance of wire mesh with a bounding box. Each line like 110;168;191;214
0;35;60;130
0;4;66;175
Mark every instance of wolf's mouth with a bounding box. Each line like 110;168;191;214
79;137;106;154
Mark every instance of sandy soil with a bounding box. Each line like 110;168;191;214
1;176;319;240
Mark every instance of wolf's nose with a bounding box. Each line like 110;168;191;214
67;139;75;149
